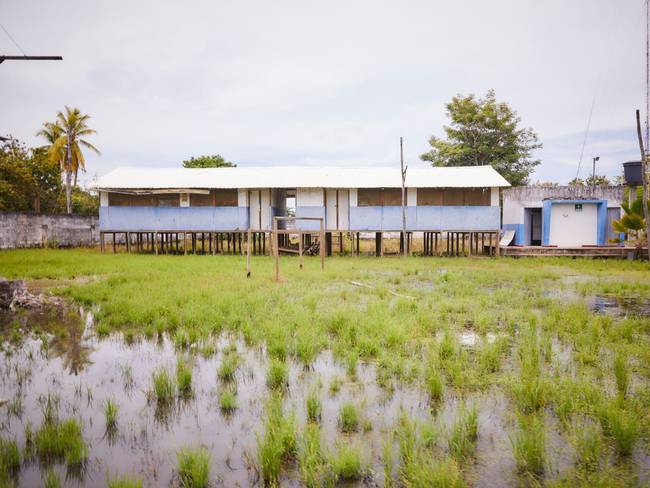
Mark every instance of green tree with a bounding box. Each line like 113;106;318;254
568;175;611;187
0;138;33;211
38;107;100;214
26;146;62;213
182;154;236;168
420;90;541;186
0;139;62;212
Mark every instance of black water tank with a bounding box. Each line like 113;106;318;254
623;161;643;185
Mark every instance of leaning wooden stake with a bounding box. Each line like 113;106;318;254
298;230;304;269
635;109;650;261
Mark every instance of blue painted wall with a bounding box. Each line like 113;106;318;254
350;206;500;231
295;206;326;231
100;207;249;231
502;223;525;245
101;205;500;232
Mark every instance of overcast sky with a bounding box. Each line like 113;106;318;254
0;0;646;186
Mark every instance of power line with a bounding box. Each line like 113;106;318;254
0;22;26;56
576;93;597;179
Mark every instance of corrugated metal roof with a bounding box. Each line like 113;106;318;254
94;165;511;190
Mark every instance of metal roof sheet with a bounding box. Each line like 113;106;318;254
94;165;511;190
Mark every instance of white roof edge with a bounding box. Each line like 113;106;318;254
93;165;511;190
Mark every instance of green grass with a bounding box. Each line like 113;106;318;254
176;361;193;397
33;417;87;468
613;352;629;399
306;389;322;423
43;468;61;488
330;442;364;482
176;448;210;488
3;250;650;486
219;387;237;413
257;394;296;484
152;368;176;403
338;402;360;433
217;352;240;382
107;474;143;488
266;359;289;390
511;414;545;477
104;399;119;430
298;424;325;487
448;405;478;462
0;437;20;478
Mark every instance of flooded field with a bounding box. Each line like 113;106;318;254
1;250;650;487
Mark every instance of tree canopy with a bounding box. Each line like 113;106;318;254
420;90;541;186
0;137;97;215
568;175;612;187
182;155;236;168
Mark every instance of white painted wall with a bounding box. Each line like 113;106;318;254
248;190;271;230
349;189;358;207
549;203;598;246
238;189;248;207
324;189;349;230
407;188;417;206
490;187;499;206
297;188;324;207
100;191;108;207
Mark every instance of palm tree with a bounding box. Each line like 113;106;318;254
37;107;99;214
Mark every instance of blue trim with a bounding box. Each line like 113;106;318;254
541;200;552;245
541;199;607;246
502;223;525;245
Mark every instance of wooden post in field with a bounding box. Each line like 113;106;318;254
400;136;408;257
246;228;252;277
273;218;280;282
319;219;325;271
299;230;304;269
154;232;158;255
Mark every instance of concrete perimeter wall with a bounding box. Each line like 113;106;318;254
0;212;99;249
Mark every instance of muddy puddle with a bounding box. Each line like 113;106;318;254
0;307;645;486
546;276;650;318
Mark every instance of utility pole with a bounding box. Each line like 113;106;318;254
400;137;407;257
591;156;599;193
635;110;650;261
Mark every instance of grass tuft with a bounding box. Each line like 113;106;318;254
107;474;143;488
330;442;364;482
266;359;289;391
176;447;210;488
152;368;175;403
511;414;545;477
338;403;359;433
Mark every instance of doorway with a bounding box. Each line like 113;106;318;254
530;208;542;246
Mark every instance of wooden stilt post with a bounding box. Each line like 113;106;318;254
100;232;105;253
299;230;304;269
319;219;325;271
246;228;252;277
273;218;280;282
495;231;500;257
